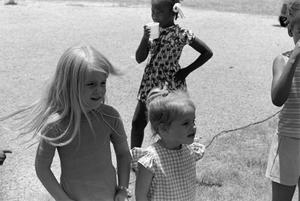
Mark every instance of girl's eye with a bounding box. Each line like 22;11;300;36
86;82;96;87
183;122;189;126
183;119;196;126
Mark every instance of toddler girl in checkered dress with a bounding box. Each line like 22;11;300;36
131;88;205;201
130;0;213;149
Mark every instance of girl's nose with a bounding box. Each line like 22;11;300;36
95;85;105;94
192;123;197;130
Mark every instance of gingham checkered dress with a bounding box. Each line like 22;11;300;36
131;142;204;201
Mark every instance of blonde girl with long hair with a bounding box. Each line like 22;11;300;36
2;44;131;201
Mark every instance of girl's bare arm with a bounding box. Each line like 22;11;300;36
135;26;151;64
135;164;153;201
175;36;213;81
113;139;131;189
271;54;298;106
35;141;74;201
186;36;213;72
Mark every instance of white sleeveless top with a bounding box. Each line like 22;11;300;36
278;52;300;137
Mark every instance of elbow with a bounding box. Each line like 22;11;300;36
136;57;143;64
135;54;146;64
271;96;285;107
135;51;147;64
135;51;142;64
272;98;284;107
271;89;287;107
206;50;213;60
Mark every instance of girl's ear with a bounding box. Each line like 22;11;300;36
158;123;168;135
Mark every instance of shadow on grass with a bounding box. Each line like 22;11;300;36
197;179;223;187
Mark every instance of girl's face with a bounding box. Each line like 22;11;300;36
81;69;107;111
160;105;196;149
291;20;300;44
151;0;174;27
289;11;300;44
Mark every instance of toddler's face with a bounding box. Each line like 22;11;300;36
81;70;107;111
163;105;197;147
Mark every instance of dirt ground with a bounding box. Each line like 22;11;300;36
0;1;292;200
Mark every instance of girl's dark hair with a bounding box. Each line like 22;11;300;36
158;0;182;19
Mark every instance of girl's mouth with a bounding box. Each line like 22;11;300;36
188;133;196;138
91;97;101;101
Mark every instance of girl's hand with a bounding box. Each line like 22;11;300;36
174;68;189;82
291;40;300;59
0;150;12;165
143;25;151;40
114;190;129;201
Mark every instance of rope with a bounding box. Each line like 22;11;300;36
205;110;281;149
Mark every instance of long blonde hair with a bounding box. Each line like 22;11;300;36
2;44;119;146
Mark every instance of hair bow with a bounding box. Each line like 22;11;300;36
173;3;184;18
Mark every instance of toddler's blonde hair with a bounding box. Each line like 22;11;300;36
147;88;195;135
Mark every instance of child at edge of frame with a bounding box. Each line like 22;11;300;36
265;1;300;201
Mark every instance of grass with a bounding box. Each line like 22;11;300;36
196;119;277;201
36;0;283;16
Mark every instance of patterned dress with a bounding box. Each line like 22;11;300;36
131;142;205;201
137;24;195;102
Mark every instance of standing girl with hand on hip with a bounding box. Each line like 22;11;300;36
131;0;213;148
266;1;300;200
131;88;205;201
2;45;131;201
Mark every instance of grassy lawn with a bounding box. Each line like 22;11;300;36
196;118;277;201
37;0;283;16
